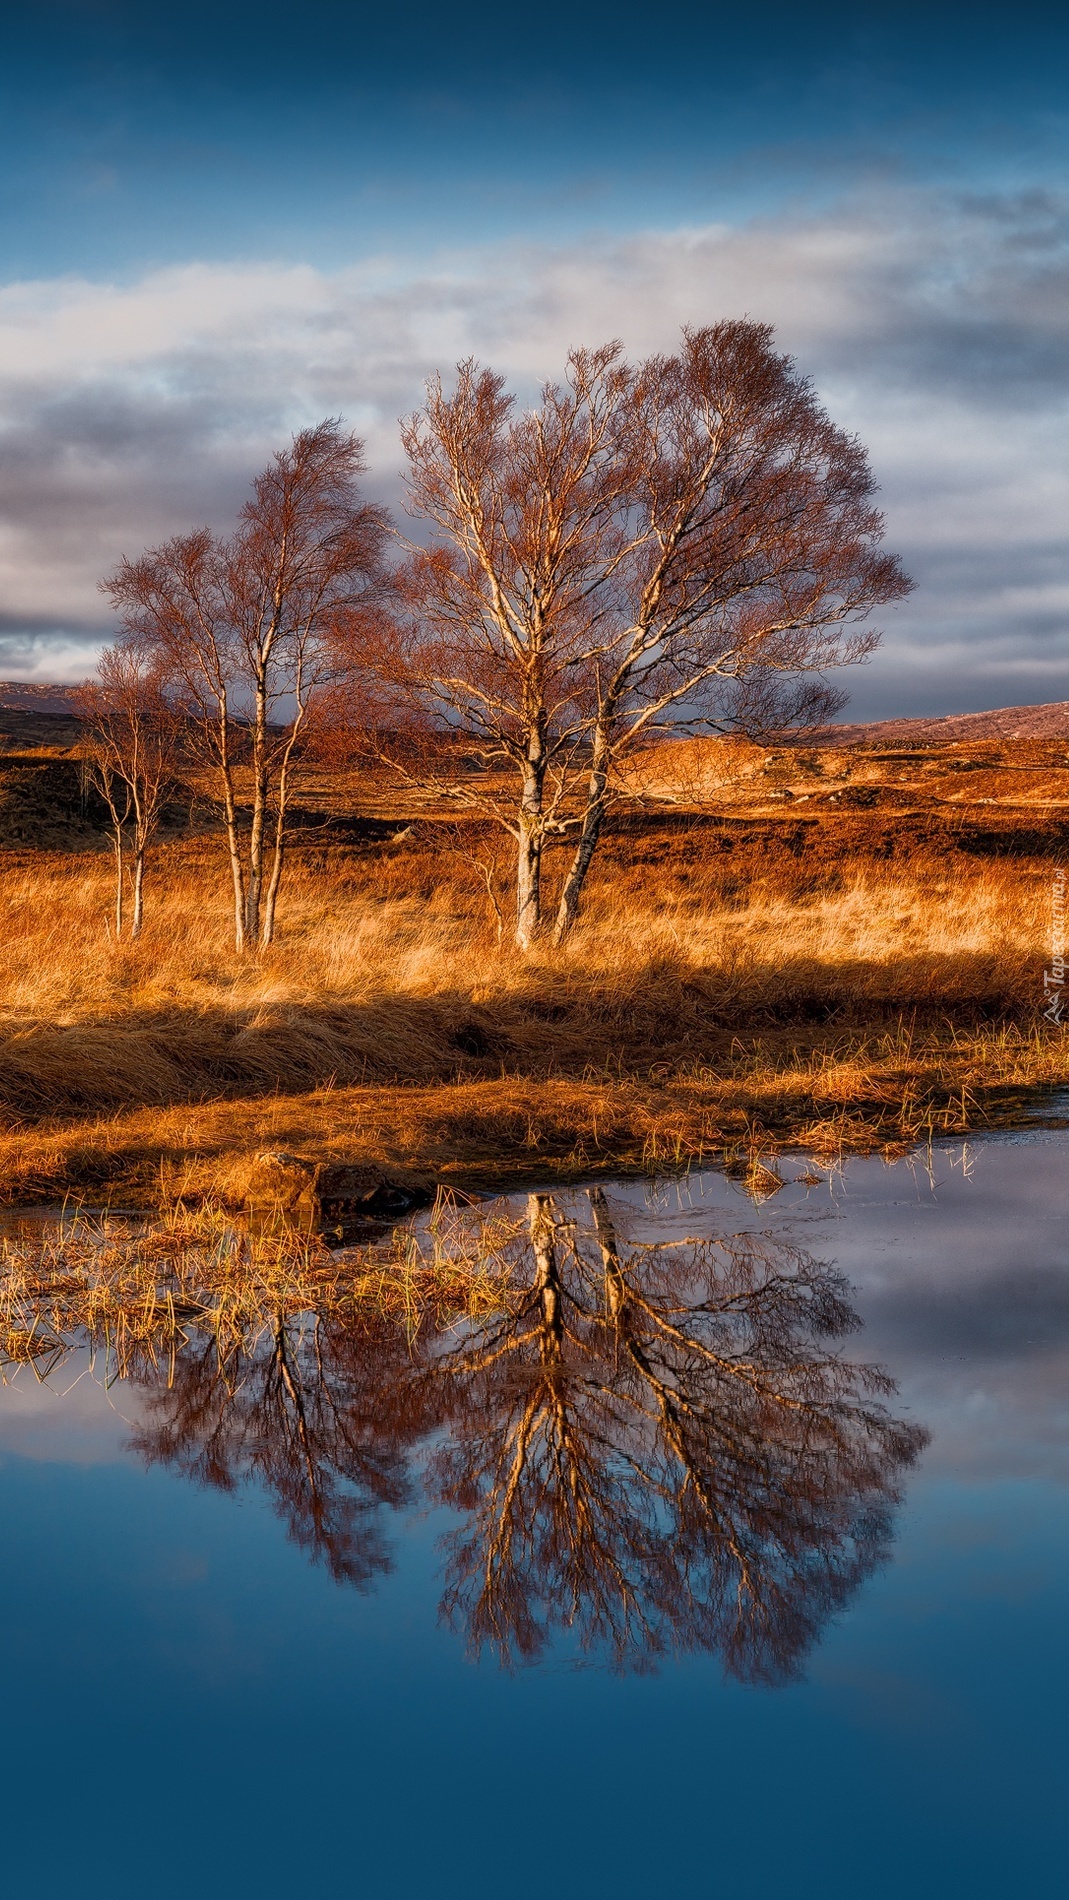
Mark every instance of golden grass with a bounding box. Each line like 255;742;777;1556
0;834;1045;1038
0;742;1065;1197
0;1193;514;1378
0;1018;1061;1206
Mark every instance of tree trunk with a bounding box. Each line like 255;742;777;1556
246;684;268;948
112;826;124;940
516;826;542;951
246;802;265;944
528;1193;563;1360
226;813;246;953
131;849;145;939
261;712;303;949
515;753;546;951
216;699;247;952
554;734;610;943
261;807;285;948
588;1186;625;1317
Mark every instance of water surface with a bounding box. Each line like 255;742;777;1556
1;1133;1066;1899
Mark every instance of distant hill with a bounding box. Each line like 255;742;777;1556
0;683;86;754
0;681;84;716
2;679;1069;751
803;700;1069;748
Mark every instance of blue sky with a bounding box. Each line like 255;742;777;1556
1;0;1068;717
5;1;1067;271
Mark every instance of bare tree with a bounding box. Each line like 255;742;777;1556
396;325;910;948
104;421;390;951
398;348;632;950
552;324;911;938
76;644;180;939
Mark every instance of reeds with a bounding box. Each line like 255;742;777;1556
0;833;1048;1113
0;1193;516;1381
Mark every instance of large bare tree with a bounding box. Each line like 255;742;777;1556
104;421;389;950
398;347;632;949
396;324;910;948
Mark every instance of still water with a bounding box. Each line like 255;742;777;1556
1;1133;1066;1899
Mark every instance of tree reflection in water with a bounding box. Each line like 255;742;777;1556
129;1310;428;1588
422;1191;927;1678
6;1191;926;1677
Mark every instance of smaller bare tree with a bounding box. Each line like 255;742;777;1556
76;645;181;939
104;421;390;950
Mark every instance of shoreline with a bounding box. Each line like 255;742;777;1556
1;1037;1066;1208
0;732;1066;1206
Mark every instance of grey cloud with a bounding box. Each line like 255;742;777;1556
0;627;106;684
804;194;1069;406
861;1263;1069;1362
0;187;1067;712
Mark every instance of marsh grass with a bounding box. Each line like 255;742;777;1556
0;743;1065;1193
0;833;1048;1105
0;1192;517;1381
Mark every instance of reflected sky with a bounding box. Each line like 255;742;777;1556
0;1132;1066;1898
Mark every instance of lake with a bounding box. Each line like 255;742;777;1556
1;1131;1066;1900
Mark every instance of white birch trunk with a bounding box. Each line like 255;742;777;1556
112;827;124;940
515;749;546;951
131;850;145;939
554;729;611;942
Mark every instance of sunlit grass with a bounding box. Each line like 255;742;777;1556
0;836;1042;1024
0;763;1061;1196
0;1192;518;1380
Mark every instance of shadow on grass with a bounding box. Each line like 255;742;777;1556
0;943;1041;1125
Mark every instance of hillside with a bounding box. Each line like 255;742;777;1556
802;699;1069;748
3;677;1069;754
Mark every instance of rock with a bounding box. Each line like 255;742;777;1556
246;1152;428;1225
247;1151;317;1210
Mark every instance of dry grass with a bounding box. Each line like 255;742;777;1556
0;834;1047;1090
0;1021;1061;1207
0;1193;514;1378
0;734;1066;1197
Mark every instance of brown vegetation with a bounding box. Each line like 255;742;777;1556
0;726;1064;1202
0;1194;508;1381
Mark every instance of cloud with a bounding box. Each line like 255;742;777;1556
0;186;1067;714
0;1345;145;1467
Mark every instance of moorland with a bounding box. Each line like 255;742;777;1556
0;694;1066;1208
